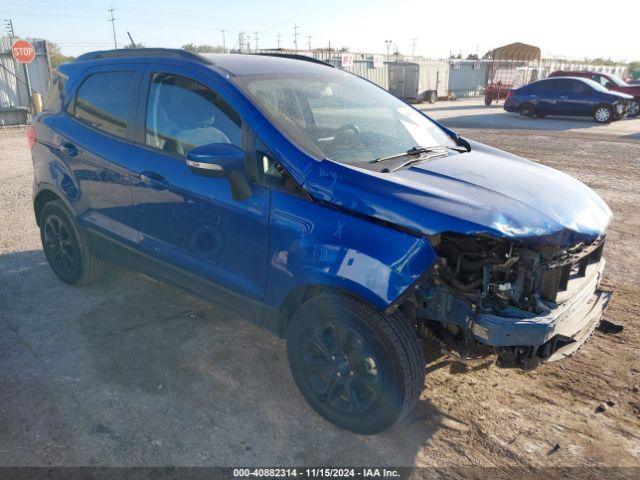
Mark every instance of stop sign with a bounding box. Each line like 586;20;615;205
12;40;36;64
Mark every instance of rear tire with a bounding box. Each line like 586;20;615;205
39;200;105;285
286;293;425;434
484;94;493;106
593;104;613;123
519;103;536;118
428;91;437;104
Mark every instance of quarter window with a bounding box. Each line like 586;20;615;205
145;73;242;157
71;71;135;139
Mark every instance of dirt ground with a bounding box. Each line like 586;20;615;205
1;108;639;469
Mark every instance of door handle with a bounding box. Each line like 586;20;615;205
529;94;538;98
139;171;169;190
559;96;569;99
59;142;78;157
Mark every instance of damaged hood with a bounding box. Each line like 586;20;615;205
302;139;612;246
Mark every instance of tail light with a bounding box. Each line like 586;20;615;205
27;124;36;149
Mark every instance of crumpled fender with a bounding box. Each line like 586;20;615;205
265;190;437;314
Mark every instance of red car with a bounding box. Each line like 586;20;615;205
549;71;640;117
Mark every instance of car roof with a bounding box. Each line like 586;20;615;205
69;48;335;77
535;76;591;83
201;53;335;76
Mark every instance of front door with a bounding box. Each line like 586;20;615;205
129;65;269;319
556;79;593;116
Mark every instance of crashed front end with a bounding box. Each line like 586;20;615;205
413;233;610;367
302;140;614;368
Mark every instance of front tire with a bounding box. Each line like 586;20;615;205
286;294;425;434
428;91;437;104
40;200;105;285
593;105;613;123
628;99;640;118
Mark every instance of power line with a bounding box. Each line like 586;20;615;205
108;6;117;49
293;24;299;52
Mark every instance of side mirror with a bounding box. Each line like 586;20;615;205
186;143;252;201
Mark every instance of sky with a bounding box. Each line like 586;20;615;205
4;0;640;61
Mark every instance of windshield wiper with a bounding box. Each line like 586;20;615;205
372;145;465;163
384;150;449;172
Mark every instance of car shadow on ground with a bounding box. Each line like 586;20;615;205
0;249;464;466
625;132;640;140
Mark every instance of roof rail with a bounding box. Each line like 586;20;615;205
252;53;335;68
75;48;212;64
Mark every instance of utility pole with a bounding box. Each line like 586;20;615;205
4;18;14;38
410;37;417;57
385;40;392;60
238;32;245;52
127;31;136;48
221;29;227;52
293;24;299;52
276;33;281;49
108;6;117;49
254;31;259;52
307;35;312;51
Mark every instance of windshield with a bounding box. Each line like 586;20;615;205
582;78;610;92
608;74;629;87
233;70;455;164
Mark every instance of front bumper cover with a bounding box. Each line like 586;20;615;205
469;260;610;362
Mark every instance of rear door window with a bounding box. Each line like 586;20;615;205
544;78;573;93
569;80;592;95
70;71;136;139
145;73;242;157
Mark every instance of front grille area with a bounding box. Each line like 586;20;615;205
538;238;605;304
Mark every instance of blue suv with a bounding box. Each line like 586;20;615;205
504;76;633;123
31;49;612;434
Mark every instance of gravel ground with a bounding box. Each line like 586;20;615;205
1;116;639;468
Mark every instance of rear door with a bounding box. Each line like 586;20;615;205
52;65;141;244
534;79;563;114
128;64;270;319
